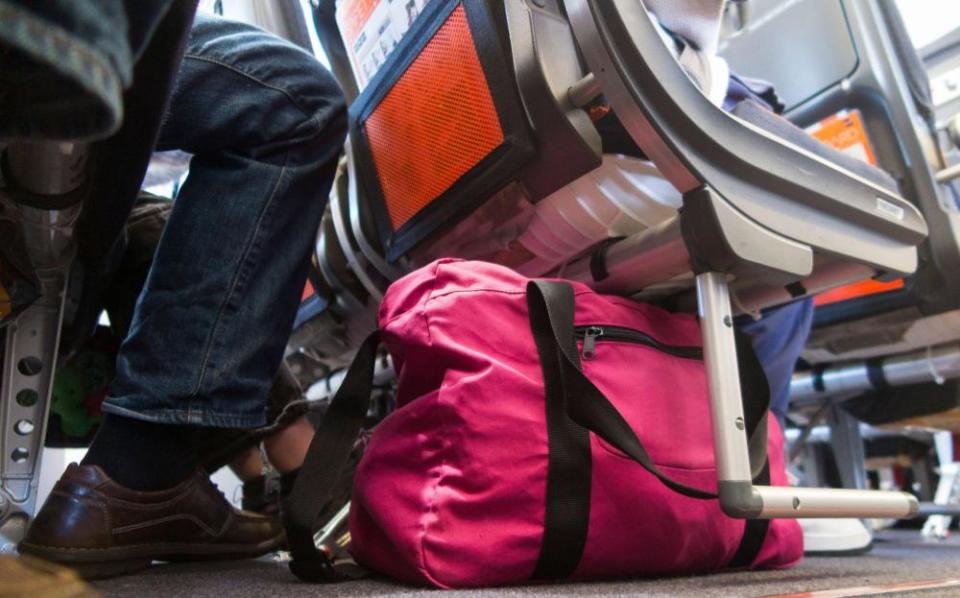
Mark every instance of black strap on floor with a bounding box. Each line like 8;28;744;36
527;280;773;578
285;331;380;582
728;328;773;568
734;327;771;478
727;460;771;569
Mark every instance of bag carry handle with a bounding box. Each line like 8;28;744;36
285;331;380;582
526;280;770;497
527;280;772;578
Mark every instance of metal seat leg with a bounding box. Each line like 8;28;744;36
828;404;869;491
0;142;85;551
922;431;959;539
696;272;919;519
0;254;74;551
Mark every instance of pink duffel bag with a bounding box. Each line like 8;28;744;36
285;259;802;587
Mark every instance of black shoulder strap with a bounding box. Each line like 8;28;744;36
728;323;773;569
528;281;593;580
285;331;380;582
527;280;772;577
528;280;752;499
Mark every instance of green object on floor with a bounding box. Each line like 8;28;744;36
51;349;112;438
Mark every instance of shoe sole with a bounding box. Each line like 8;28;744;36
18;534;286;580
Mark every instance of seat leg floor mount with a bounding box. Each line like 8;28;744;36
0;142;85;551
697;272;919;519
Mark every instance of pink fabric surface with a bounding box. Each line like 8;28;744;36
349;260;802;588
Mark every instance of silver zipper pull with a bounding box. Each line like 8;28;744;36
582;326;602;360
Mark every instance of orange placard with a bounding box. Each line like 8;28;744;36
809;110;878;166
364;4;504;230
809;111;904;306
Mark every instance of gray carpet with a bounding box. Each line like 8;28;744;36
93;530;960;597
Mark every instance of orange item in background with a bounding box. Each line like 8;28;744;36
808;111;904;306
337;0;379;47
364;5;504;231
808;109;878;166
814;278;905;307
301;279;315;302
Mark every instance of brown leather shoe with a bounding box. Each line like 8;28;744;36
18;464;285;579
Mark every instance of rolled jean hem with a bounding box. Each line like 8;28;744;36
101;401;266;429
0;0;125;141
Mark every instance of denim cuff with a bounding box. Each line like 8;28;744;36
101;399;267;429
0;1;123;141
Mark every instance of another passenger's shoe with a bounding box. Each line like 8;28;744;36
18;464;285;579
800;517;873;555
241;474;282;518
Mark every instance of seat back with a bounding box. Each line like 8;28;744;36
325;0;601;263
305;0;929;322
720;0;960;360
571;0;925;280
312;0;934;308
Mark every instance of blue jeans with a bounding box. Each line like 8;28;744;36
0;0;174;141
102;14;346;428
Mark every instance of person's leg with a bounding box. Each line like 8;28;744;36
264;416;315;474
80;13;345;492
21;14;345;575
214;364;317;517
236;418;313;517
104;13;345;432
230;446;265;482
739;298;815;422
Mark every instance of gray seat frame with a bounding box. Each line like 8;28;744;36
563;0;926;520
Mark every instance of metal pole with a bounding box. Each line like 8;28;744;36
936;162;960;184
0;142;86;550
790;342;960;403
566;216;691;297
696;272;753;486
696;272;917;519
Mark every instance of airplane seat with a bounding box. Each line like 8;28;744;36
721;0;960;367
311;0;925;314
310;0;928;520
297;0;605;360
718;0;960;526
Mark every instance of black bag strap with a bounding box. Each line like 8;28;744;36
726;460;771;569
727;324;773;569
528;282;594;579
527;280;772;577
285;331;380;582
